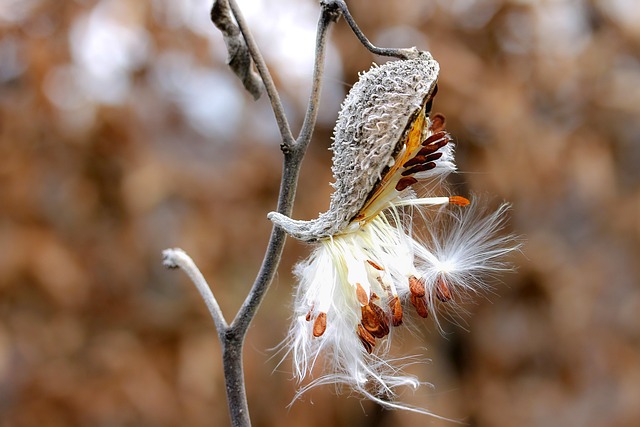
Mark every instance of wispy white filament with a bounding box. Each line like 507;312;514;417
278;196;518;414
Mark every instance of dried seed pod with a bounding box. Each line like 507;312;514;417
268;52;440;241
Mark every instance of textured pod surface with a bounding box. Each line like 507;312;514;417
268;51;440;241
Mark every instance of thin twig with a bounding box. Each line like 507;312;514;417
162;248;228;333
231;4;337;336
331;0;420;60
225;0;296;151
295;1;340;149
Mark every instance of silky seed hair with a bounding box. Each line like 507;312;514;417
268;51;440;241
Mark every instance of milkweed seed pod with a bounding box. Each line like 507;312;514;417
269;52;518;415
268;51;446;241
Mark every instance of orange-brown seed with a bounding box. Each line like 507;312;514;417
357;324;376;354
410;294;430;318
389;296;403;327
355;283;369;306
366;259;384;271
409;275;426;297
313;312;327;337
449;195;470;206
395;176;417;191
436;277;452;302
361;303;390;338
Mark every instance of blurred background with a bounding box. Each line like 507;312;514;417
1;0;640;426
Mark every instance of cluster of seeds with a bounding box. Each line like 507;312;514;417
305;89;468;353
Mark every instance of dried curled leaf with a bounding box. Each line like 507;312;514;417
211;0;264;100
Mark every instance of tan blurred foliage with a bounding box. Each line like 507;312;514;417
1;0;640;426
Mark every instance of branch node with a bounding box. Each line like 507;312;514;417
280;141;292;154
320;0;342;22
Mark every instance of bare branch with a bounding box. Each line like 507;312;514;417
162;248;228;333
230;3;340;336
225;0;296;151
296;1;340;149
230;163;295;335
330;0;420;60
211;0;264;100
221;334;250;427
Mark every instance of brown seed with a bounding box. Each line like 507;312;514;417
418;141;448;157
403;151;443;168
424;152;444;162
389;296;403;327
449;195;470;206
419;136;450;157
429;113;446;132
361;303;389;338
408;275;426;297
436;277;452;302
401;162;436;176
410;294;430;318
422;130;447;146
313;312;327;337
403;155;426;168
355;282;369;306
305;304;314;321
357;324;376;354
366;259;384;271
395;176;418;191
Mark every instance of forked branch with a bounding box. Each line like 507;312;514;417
165;1;416;426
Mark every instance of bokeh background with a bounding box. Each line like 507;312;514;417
2;0;640;426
